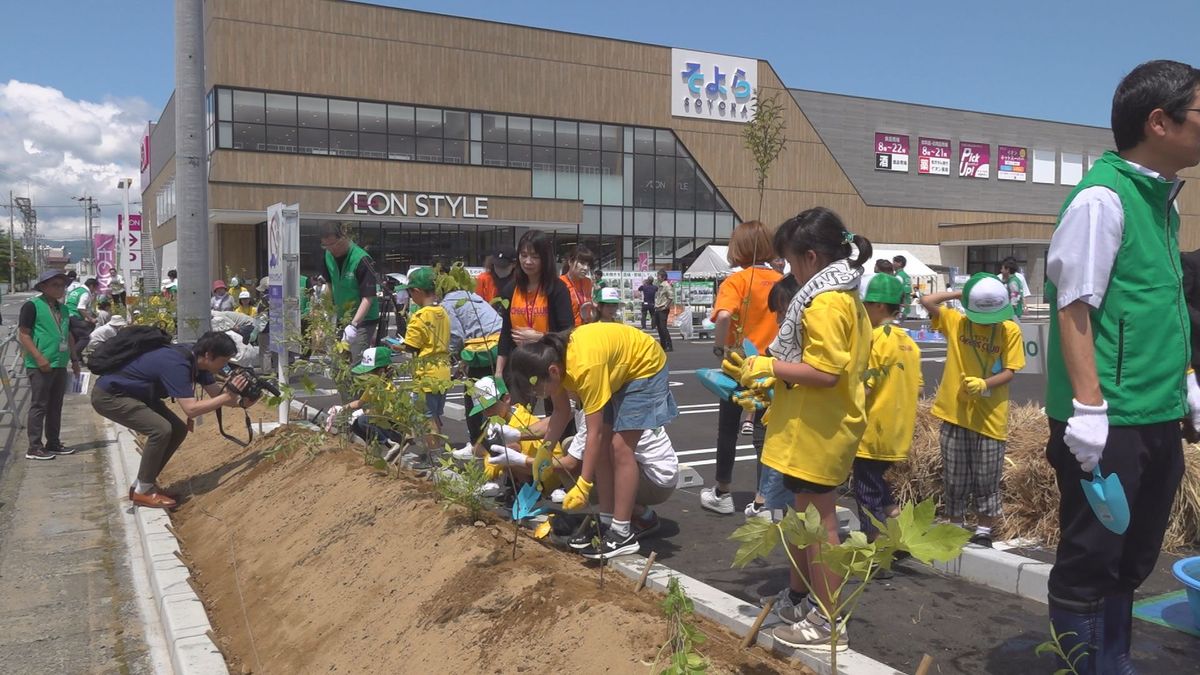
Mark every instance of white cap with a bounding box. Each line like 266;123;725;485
962;273;1014;325
108;315;127;327
238;290;251;300
599;287;621;304
230;276;240;286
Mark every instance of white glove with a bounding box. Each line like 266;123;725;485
487;444;528;467
489;423;522;445
342;323;359;342
1187;372;1200;429
324;405;344;432
1064;399;1108;472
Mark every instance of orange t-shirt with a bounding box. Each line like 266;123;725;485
510;286;550;333
475;272;498;303
710;266;783;353
560;274;594;326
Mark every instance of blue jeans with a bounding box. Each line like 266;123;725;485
758;465;793;510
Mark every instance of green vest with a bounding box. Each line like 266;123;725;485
299;274;310;315
24;296;70;369
325;243;380;323
1046;151;1190;425
65;287;88;319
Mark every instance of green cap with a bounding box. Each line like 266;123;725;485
351;346;393;374
863;273;904;305
468;376;508;415
961;273;1013;325
397;267;436;292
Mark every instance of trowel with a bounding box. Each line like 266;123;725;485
1080;464;1130;535
695;338;759;401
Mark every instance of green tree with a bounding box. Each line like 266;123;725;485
741;90;788;220
0;235;36;288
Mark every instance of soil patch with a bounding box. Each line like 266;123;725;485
158;405;801;674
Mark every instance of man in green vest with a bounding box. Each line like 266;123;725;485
18;270;81;460
1044;60;1200;673
66;277;99;361
892;255;912;319
319;222;379;363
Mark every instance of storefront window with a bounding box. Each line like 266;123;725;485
388;105;414;134
266;93;296;126
298;96;326;128
330;130;357;157
232;90;264;124
329;99;357;131
482;114;506;143
358;102;386;133
508;116;531;145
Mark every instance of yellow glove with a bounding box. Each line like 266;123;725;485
562;477;593;511
721;353;776;389
762;406;773;426
962;376;989;398
731;388;770;412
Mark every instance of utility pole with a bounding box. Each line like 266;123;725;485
8;191;14;292
175;0;210;340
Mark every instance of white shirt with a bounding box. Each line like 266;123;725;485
1046;157;1179;309
76;290;92;312
566;409;678;488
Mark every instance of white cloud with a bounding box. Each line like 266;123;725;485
0;80;153;242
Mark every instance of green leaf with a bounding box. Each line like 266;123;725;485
265;395;283;408
883;324;892;336
728;517;781;568
1034;642;1057;657
879;499;972;564
778;506;825;550
896;362;905;370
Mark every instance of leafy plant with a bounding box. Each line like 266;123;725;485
741;90;788;220
654;576;708;675
433;452;495;520
730;499;969;672
1034;624;1086;675
131;292;177;336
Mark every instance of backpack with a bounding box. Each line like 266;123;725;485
86;325;173;375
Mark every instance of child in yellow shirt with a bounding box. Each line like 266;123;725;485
463;376;564;494
397;267;451;433
920;273;1025;548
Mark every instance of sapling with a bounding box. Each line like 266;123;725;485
1034;625;1086;675
654;576;708;674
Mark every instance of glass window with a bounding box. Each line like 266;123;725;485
675;157;696;210
470;113;482;142
329;99;357;131
601;206;622;236
655;129;675;156
266;125;297;152
601;152;623;206
507;144;530;169
508;116;530;144
482;142;507;167
532;146;555;197
470;141;481;165
695;173;716;211
388;134;414;160
633;154;656;208
444;110;468;140
580;205;601;234
298;96;326;128
655;155;675;208
218;122;232;149
716;213;735;238
232;90;265;124
675;210;695;239
482;114;506;143
623;154;634;206
330;130;357;156
531;118;555;146
265;93;296;126
578;123;601;151
444;139;467;164
633;208;655;236
601;124;621;152
634;128;654;154
217;88;232;122
299;128;327;154
359;102;386;133
623;126;634;153
232;123;265;150
556;148;578;200
556;120;577;149
579;150;601;204
416;137;442;161
416;107;442;137
360;132;386;159
676;139;690;158
696;211;715;239
388;105;414;135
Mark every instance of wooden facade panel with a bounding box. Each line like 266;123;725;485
218;223;258;282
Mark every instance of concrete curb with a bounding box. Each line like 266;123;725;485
107;423;230;675
928;541;1050;605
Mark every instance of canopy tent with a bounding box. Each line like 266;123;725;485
869;249;937;278
683;245;738;279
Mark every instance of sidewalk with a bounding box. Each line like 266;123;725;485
0;388;157;674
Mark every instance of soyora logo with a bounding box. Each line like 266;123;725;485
671;49;759;124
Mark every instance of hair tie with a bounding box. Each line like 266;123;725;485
843;231;856;244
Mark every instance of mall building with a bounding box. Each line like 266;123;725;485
141;0;1200;301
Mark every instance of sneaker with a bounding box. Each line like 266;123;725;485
46;445;76;456
969;532;994;548
477;481;503;498
740;420;754;436
700;487;735;515
550;488;566;504
25;448;55;461
451;443;476;461
771;608;848;652
758;588;809;618
744;501;772;521
383;441;404;463
568;515;604;550
580;527;641;560
632;511;661;540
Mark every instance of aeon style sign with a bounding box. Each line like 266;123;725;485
671;49;758;124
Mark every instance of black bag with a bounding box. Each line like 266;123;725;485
86;325;172;375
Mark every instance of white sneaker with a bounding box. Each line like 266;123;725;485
383;441;404;463
700;487;735;515
550;488;566;503
771;608;848;651
451;443;476;461
744;501;772;521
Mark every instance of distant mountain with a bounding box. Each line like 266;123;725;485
40;239;90;263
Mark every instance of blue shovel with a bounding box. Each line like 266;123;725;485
695;339;759;402
1080;464;1130;535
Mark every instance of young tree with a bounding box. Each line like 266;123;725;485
741;90;788;221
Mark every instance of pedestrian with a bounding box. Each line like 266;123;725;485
507;321;677;560
91;332;253;509
84;314;127;359
228;275;249;301
210;280;233;312
395;267;451;442
65;270;81;295
494;230;573;380
66;277;99;362
475;246;518;305
18;270;81;460
892;255;912;319
920;273;1024;548
596;287;622;322
161;269;177;300
637;276;657;329
464;376;567;496
441;277;503;444
1044;60;1200;672
722;207;872;650
700;220;782;517
652;269;675;351
560;245;596;326
96;297;112;327
234;290;257;317
873;259;894;274
999;258;1026;320
110;274;128;308
319;222;381;363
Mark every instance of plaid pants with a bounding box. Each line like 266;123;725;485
939;422;1005;518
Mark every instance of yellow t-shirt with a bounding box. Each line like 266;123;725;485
483;405;564;491
930;309;1025;441
761;291;871;486
234;304;257;317
562;323;667;415
404;304;451;393
857;324;923;461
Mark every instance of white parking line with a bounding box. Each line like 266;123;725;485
675;444;753;457
682;453;757;468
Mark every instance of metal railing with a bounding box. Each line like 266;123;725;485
0;327;28;427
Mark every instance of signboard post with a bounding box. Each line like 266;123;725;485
266;202;300;425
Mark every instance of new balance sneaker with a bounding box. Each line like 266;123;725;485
46;445;76;456
451;443;477;461
700;487;735;515
25;448;54;461
771;608;848;651
969;532;994;548
759;588;810;618
580;528;640;560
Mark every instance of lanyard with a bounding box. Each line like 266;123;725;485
966;322;998;375
521;285;540;327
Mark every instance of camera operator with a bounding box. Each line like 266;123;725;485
91;331;255;509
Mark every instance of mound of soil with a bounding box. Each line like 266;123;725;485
158;406;800;674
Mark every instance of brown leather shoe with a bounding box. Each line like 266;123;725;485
130;490;177;510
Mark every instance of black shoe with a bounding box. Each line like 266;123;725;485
581;528;640;560
46;445;76;456
968;532;993;548
25;448;55;461
568;515;605;550
632;511;661;540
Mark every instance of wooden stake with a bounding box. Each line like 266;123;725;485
205;630;228;659
915;654;934;675
741;597;775;650
165;523;183;543
635;551;658;592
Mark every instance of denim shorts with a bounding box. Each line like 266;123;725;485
602;366;678;432
414;391;446;421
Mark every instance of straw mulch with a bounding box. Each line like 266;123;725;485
887;400;1200;552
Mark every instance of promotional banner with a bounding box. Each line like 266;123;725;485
671;49;758;124
118;214;143;276
997;145;1028;181
94;234;116;295
266;202;301;356
917;137;952;175
958;141;991;178
874;133;910;172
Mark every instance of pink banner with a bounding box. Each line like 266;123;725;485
917;137;952;175
874;132;909;172
958;141;991;179
94;234;116;295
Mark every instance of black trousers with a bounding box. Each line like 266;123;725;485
27;367;67;452
653;308;673;350
714;398;765;486
641;303;653;328
1046;419;1184;604
68;316;92;362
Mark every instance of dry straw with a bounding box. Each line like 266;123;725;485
888;400;1200;551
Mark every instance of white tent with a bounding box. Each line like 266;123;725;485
684;245;738;279
869;249;936;277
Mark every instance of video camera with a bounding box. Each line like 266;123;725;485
222;364;281;403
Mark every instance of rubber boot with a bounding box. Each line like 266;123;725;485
1103;592;1136;675
1047;594;1106;675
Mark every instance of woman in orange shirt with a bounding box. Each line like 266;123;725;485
560;245;596;326
495;230;574;380
698;220;784;517
475;245;517;305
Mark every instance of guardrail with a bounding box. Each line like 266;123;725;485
0;327;28;427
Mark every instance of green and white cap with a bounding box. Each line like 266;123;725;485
468;376;508;415
863;273;904;305
598;287;621;304
962;273;1013;325
352;346;393;374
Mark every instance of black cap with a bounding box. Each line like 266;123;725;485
493;246;518;263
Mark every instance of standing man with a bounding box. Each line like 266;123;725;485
1044;60;1200;672
999;259;1026;321
320;222;380;363
638;276;657;330
892;255;912;319
66;277;99;361
18;270;81;460
653;269;675;352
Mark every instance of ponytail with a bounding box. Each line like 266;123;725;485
774;207;872;270
850;234;873;269
506;330;571;403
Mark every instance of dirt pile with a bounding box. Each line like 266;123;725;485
158;407;796;674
